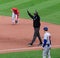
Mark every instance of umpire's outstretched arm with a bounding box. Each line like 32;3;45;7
27;10;33;19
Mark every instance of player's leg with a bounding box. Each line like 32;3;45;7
15;14;19;24
12;12;15;24
48;49;51;58
43;48;47;58
43;45;48;58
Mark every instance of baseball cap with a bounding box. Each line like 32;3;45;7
43;26;48;31
12;8;17;11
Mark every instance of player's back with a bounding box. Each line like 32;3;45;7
44;32;51;44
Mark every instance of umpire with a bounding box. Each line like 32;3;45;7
27;10;42;46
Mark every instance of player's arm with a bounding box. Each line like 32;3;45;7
49;36;51;45
42;39;47;47
18;12;19;18
42;34;47;47
27;10;33;19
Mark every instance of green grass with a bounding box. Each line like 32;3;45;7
0;0;15;4
0;48;60;58
0;0;60;24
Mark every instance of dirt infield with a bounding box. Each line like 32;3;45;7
0;16;60;53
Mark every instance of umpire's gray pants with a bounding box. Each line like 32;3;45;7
31;27;42;45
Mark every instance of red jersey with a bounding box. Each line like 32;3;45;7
12;8;19;15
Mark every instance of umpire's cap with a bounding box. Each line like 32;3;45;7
43;26;48;31
34;10;38;15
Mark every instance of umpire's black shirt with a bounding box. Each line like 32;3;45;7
27;11;41;28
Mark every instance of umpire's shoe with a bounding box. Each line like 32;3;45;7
28;43;32;47
38;43;42;46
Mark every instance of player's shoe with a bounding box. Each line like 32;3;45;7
12;20;15;25
15;20;18;24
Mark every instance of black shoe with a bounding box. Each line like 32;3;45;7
15;20;18;24
28;43;32;47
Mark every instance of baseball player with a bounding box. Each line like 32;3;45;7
42;27;51;58
27;10;42;46
11;8;19;24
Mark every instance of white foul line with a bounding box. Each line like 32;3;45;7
0;45;60;52
0;47;41;52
